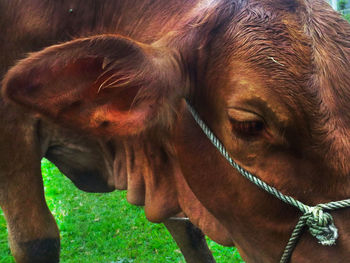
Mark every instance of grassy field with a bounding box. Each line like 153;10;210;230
0;159;244;263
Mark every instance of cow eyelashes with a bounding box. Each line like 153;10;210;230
230;119;265;138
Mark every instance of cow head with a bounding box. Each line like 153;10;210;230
173;0;350;262
3;0;350;262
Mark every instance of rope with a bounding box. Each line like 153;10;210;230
168;217;191;221
186;102;350;262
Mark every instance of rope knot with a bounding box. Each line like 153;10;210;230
305;206;338;246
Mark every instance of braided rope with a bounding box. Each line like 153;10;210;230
186;102;350;263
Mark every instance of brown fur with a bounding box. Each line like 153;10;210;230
2;0;350;262
0;0;224;262
173;0;350;262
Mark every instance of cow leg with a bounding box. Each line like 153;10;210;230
0;112;60;263
0;161;60;263
164;218;216;263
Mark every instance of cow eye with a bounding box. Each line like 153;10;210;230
230;119;265;138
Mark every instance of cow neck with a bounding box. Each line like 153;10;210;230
185;101;350;263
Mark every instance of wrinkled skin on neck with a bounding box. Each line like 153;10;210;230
39;118;232;245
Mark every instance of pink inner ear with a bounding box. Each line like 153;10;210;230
88;99;155;136
3;35;167;137
92;78;143;112
4;53;153;136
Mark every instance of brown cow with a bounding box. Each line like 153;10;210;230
0;0;229;262
2;0;350;262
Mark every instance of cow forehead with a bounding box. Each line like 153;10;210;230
226;1;349;118
206;4;313;124
228;4;311;87
202;0;350;173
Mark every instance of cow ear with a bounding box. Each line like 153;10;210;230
2;35;183;136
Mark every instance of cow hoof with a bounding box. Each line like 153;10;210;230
15;238;60;263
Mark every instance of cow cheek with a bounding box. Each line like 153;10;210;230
173;163;234;246
173;108;240;235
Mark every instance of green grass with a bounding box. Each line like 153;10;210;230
343;13;350;22
0;159;244;263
